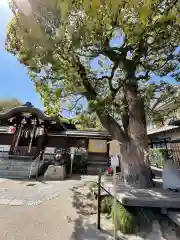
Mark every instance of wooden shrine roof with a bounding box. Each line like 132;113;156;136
0;105;52;122
0;103;76;130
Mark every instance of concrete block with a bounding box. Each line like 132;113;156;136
44;165;66;180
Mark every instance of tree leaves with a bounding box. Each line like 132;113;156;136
59;1;69;19
0;99;22;112
5;0;180;125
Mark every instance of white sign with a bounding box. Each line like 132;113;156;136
111;156;119;167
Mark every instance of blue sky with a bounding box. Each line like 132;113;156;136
0;0;43;109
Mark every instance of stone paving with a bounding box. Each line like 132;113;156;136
0;176;114;240
0;176;178;239
0;178;71;206
0;175;98;206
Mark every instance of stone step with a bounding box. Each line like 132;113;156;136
0;165;39;179
0;165;37;172
88;161;107;166
0;163;37;171
0;161;34;166
0;170;36;179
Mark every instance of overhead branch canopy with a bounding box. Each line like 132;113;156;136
5;0;180;139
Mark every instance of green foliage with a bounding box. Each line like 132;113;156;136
5;0;180;132
93;196;113;214
111;202;158;234
101;196;112;214
72;112;105;130
0;99;22;112
111;202;136;234
88;182;97;193
149;148;168;168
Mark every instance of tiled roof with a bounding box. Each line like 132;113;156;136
147;125;179;135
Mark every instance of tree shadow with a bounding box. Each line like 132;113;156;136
69;184;113;240
103;180;180;239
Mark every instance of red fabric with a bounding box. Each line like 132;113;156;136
107;167;112;174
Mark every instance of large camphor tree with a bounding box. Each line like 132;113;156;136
5;0;180;187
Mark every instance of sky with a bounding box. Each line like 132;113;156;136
0;0;43;109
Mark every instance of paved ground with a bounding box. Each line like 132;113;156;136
0;176;113;240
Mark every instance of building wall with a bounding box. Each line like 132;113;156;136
148;127;180;141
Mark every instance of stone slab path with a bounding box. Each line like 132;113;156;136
0;176;113;240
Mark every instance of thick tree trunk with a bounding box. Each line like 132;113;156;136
97;82;153;188
119;141;153;188
98;112;153;188
79;54;152;187
120;82;153;188
125;82;149;164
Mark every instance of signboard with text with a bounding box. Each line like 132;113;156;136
111;156;119;167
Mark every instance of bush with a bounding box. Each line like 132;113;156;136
149;148;169;168
111;201;158;234
93;196;113;214
111;202;136;234
101;196;112;214
93;194;161;235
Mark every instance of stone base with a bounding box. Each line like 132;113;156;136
44;165;66;180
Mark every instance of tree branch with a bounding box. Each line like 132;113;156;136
137;71;150;81
96;111;128;142
74;55;97;100
97;61;119;93
74;55;127;141
68;96;84;112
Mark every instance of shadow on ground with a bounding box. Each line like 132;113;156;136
69;184;113;240
69;183;180;240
